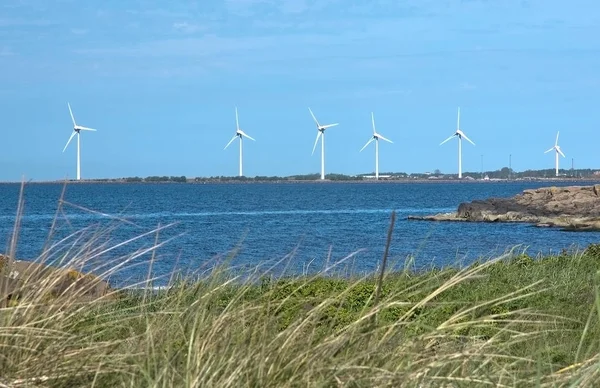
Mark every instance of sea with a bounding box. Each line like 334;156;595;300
1;181;599;287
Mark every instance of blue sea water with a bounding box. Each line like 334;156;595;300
1;181;599;286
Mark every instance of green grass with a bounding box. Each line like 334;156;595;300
3;245;600;387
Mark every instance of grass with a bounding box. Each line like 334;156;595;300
2;184;600;386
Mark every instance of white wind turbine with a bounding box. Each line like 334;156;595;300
224;107;255;177
439;107;475;179
544;131;565;177
309;107;338;180
62;102;97;181
359;112;393;180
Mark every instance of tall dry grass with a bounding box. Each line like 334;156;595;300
0;182;600;387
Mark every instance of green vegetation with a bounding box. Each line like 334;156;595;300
123;175;188;183
58;168;600;183
462;167;600;180
4;244;600;386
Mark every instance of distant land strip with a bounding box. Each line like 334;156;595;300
2;168;600;184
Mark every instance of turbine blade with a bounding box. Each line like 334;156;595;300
371;112;376;134
224;135;238;150
68;102;76;126
62;131;77;152
308;107;320;126
457;107;460;130
462;133;476;146
440;134;455;145
235;107;240;131
359;138;374;152
558;148;566;158
555;131;560;146
544;147;554;153
311;131;321;155
321;123;338;129
378;134;393;143
76;126;96;131
240;130;255;141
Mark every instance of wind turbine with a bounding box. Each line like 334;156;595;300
224;107;255;177
544;131;565;177
439;107;475;179
359;112;393;180
62;102;97;181
309;107;338;180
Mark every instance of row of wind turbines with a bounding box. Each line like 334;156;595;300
438;108;566;178
221;107;392;180
61;104;568;180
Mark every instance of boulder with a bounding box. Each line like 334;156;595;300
1;254;112;306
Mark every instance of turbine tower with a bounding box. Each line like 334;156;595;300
440;107;475;179
359;112;393;180
544;131;565;177
224;107;255;177
309;107;338;180
62;102;97;181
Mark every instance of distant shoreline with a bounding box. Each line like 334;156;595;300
1;178;599;185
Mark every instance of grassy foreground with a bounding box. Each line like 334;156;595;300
3;243;600;387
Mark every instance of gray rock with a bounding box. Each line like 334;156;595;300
408;185;600;231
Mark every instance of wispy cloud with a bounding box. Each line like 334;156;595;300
24;0;594;83
347;88;412;99
172;22;203;34
0;46;14;56
75;34;280;58
0;17;54;27
278;0;309;14
224;0;341;16
70;28;88;35
224;0;271;16
460;82;477;90
125;8;190;19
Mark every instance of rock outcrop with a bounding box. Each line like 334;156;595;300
0;255;112;306
408;185;600;231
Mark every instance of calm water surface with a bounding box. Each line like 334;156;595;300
1;181;599;286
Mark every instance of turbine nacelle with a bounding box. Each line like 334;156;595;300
309;107;338;133
440;130;475;146
236;129;255;141
317;123;337;132
373;132;392;142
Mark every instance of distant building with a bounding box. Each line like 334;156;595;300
363;175;391;179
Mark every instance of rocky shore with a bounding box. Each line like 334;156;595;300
408;185;600;231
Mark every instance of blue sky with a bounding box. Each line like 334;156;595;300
0;0;598;180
